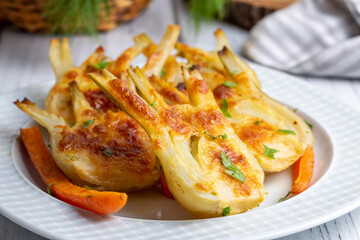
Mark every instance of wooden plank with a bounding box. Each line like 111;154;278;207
306;77;336;95
350;208;360;239
0;214;46;240
329;79;360;112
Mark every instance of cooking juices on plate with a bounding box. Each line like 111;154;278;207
15;24;314;217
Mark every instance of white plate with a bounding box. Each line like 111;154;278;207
1;64;360;240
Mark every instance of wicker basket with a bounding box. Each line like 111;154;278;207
0;0;151;33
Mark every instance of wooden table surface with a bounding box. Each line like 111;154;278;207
1;0;359;239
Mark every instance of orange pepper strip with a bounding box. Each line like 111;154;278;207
160;170;174;199
291;148;315;195
20;126;127;214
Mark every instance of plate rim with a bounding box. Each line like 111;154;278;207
1;64;360;240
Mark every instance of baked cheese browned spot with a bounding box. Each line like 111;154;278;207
206;145;262;196
84;89;118;112
189;77;209;94
237;123;276;148
161;107;192;135
65;70;79;79
190;109;227;131
58;111;155;175
159;88;184;104
213;85;235;100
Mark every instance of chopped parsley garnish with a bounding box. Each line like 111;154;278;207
222;81;237;88
220;99;232;118
278;129;296;135
47;144;51;149
221;151;245;183
204;131;216;140
84;194;95;197
159;165;163;171
72;121;77;127
92;61;110;69
47;183;56;196
204;131;227;140
254;120;260;125
220;134;228;140
222;206;231;216
278;191;291;202
82;120;94;128
84;185;92;190
305;121;313;129
103;148;112;157
263;145;279;159
150;102;156;107
231;70;238;76
161;68;166;77
293;108;298;113
189;65;196;70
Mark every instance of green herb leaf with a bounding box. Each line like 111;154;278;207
159;165;163;171
189;0;230;31
204;131;227;140
293;108;298;113
161;68;166;77
84;194;96;197
103;148;112;157
204;131;217;140
47;183;56;196
224;169;246;182
84;185;92;190
92;61;110;69
220;99;232;118
263;145;279;159
254;121;260;125
231;70;238;76
82;120;94;128
47;144;51;149
278;191;291;202
222;206;231;216
306;121;313;129
46;187;53;196
72;121;77;127
278;129;296;135
42;0;112;35
150;102;156;107
221;151;232;168
220;151;245;183
222;81;237;88
220;134;227;140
